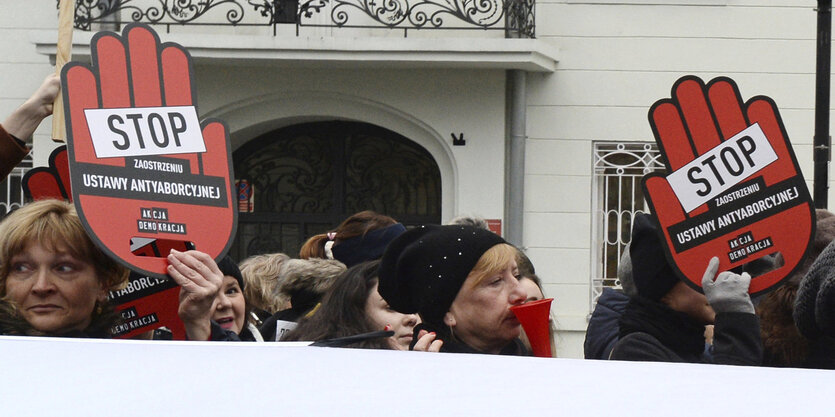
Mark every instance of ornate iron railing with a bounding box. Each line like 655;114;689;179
67;0;534;37
590;142;665;315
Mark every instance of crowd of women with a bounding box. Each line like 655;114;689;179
0;74;833;369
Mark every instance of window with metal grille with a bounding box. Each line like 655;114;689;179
590;142;665;313
0;153;33;219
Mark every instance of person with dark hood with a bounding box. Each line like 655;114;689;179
793;221;835;369
608;213;762;365
584;242;633;360
378;225;529;355
758;210;835;367
299;210;406;268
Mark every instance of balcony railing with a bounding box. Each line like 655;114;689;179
67;0;535;38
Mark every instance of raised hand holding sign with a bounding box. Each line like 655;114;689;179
62;23;236;280
642;76;814;295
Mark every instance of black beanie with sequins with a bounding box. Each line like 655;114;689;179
377;224;506;326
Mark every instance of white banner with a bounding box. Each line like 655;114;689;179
0;335;832;416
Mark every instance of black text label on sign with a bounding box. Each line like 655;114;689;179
84;106;206;158
666;123;778;213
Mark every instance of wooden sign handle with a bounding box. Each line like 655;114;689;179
52;0;74;142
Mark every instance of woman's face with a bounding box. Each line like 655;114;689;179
212;276;246;334
4;242;105;333
445;260;526;353
518;277;544;303
365;282;419;350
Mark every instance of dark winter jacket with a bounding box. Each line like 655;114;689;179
801;337;835;369
0;299;120;338
584;288;630;359
609;296;762;365
208;320;242;341
0;125;28;180
260;308;303;342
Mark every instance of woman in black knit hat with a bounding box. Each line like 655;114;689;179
210;256;263;341
170;253;261;341
378;225;529;355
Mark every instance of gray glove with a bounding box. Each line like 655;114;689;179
702;256;755;314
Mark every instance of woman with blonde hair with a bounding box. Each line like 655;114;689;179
0;200;128;337
239;252;291;320
378;225;529;355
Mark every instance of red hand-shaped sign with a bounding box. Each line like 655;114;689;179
642;76;815;295
62;23;237;279
23;145;72;202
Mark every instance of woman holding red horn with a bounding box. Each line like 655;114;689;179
378;225;530;355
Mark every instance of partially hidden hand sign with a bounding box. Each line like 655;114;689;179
62;23;236;278
642;76;814;295
22;146;71;202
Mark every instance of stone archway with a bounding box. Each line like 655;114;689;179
229;120;442;260
202;91;457;222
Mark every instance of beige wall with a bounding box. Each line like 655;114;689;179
1;1;60;166
193;65;508;222
528;0;822;356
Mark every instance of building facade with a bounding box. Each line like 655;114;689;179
0;0;826;357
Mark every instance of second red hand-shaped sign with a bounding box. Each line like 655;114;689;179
642;75;814;296
62;23;237;280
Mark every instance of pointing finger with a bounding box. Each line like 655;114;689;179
702;256;720;288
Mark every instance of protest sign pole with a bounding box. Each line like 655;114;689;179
814;0;831;208
52;0;74;143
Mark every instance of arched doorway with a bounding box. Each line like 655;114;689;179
229;121;442;260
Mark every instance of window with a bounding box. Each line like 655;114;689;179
590;142;664;312
0;153;33;219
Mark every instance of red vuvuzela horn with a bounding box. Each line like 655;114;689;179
510;298;554;358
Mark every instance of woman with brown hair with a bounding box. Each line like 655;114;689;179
0;199;128;337
299;210;406;267
282;260;419;350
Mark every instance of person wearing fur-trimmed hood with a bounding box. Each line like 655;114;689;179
260;258;346;341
